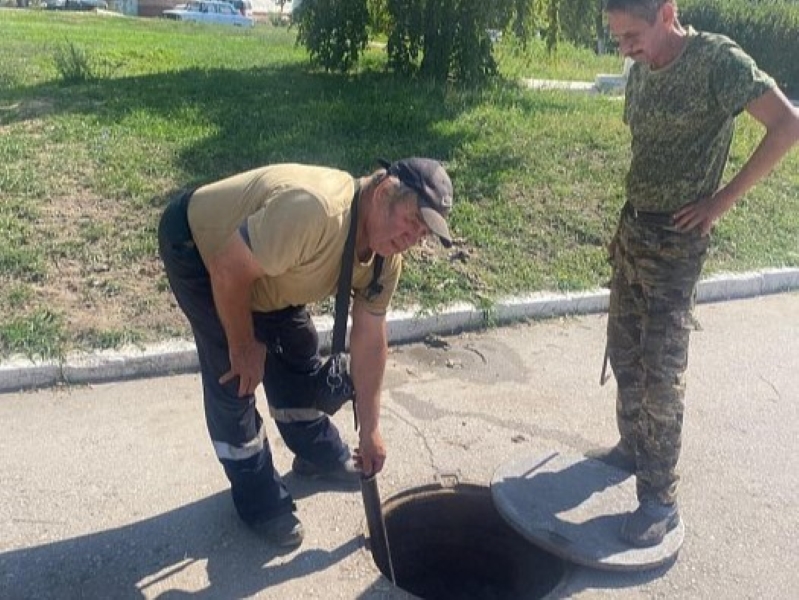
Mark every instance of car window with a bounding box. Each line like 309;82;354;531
165;0;251;23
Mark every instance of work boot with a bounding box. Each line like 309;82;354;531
585;440;636;474
292;455;361;489
248;511;304;549
620;498;680;547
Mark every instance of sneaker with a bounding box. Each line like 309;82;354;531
620;498;680;547
586;441;636;474
249;512;304;549
291;455;362;488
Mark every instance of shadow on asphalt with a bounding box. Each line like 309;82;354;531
280;471;362;501
550;559;675;599
491;455;678;597
0;491;361;600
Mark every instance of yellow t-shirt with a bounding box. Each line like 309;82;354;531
187;164;402;315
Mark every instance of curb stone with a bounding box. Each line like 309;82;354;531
1;267;797;394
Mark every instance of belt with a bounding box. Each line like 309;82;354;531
622;202;675;227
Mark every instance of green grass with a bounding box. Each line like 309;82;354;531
1;10;797;360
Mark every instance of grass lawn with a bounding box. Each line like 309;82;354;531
1;9;797;360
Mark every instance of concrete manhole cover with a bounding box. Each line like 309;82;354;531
491;451;684;571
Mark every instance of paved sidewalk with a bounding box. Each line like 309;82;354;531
1;292;798;599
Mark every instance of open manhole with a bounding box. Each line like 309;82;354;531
369;483;567;599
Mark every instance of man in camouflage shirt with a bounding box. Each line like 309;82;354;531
596;0;799;547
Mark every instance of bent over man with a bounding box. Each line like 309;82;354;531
595;0;799;547
158;159;454;548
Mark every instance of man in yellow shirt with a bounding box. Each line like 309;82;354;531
158;159;454;549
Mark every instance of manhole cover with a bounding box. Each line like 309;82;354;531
491;451;684;571
371;483;567;599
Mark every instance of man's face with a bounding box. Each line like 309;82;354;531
608;6;671;67
369;189;431;257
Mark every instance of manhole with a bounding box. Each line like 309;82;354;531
369;483;567;599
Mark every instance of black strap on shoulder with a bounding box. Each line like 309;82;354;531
366;256;384;300
332;183;387;353
332;182;360;355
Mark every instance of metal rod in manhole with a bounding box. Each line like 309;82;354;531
360;474;396;584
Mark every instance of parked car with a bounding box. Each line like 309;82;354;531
163;1;255;27
229;0;252;17
44;0;108;9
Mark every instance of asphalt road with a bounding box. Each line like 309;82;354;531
1;293;797;599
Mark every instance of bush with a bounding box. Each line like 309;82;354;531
53;42;96;85
558;0;603;51
294;0;370;73
295;0;529;84
679;0;799;95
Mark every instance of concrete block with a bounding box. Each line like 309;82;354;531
697;272;763;303
387;304;484;344
0;359;60;393
62;340;199;385
761;267;799;294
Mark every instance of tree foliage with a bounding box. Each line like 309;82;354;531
679;0;799;95
558;0;603;50
385;0;504;83
294;0;370;73
295;0;730;81
296;0;533;83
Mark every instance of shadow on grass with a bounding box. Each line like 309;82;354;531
0;61;625;339
0;62;586;202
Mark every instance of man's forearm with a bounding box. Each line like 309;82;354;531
720;120;799;211
202;232;264;351
350;317;388;435
202;235;267;395
210;272;256;351
722;90;799;210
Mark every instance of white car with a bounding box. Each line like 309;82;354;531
163;1;255;27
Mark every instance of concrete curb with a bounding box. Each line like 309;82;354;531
1;267;797;394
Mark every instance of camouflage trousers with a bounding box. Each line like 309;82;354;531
607;211;709;504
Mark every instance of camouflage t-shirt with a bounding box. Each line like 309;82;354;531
623;27;775;212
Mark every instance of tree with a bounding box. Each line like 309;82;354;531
296;0;528;83
294;0;370;73
294;0;598;83
386;0;501;83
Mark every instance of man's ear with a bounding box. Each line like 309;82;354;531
660;1;676;27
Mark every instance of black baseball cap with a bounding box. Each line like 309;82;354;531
378;158;454;248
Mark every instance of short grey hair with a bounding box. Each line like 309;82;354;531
367;169;418;209
605;0;673;24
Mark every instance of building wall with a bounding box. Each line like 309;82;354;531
117;0;179;17
138;0;179;17
251;0;297;15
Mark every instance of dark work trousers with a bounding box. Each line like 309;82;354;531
157;190;349;525
606;211;708;505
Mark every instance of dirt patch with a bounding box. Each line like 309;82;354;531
5;183;191;354
0;98;57;123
